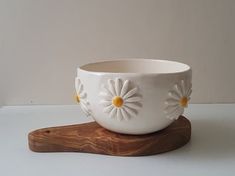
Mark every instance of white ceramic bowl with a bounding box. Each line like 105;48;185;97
75;59;192;134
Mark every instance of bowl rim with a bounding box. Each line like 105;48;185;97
78;58;191;76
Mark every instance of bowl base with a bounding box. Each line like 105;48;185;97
28;116;191;156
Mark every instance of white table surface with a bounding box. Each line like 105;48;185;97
0;104;234;176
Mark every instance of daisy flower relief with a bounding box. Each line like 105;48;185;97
164;80;192;120
75;77;91;116
100;78;142;121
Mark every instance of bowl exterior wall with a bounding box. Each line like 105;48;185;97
76;69;192;134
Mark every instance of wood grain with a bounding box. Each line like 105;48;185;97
28;116;191;156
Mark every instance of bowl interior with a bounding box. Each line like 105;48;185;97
80;59;190;74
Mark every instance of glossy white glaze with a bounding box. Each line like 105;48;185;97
76;59;192;134
99;78;142;121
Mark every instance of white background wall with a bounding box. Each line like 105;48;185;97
0;0;235;105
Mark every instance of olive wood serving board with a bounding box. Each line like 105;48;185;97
28;116;191;156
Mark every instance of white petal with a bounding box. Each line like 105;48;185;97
181;80;186;96
79;92;87;99
103;105;114;113
120;80;130;97
123;87;138;99
164;105;180;115
120;108;130;120
76;78;83;94
99;92;112;101
78;84;83;94
81;100;89;106
115;78;122;96
108;79;117;96
100;100;112;106
75;78;81;94
123;106;136;117
186;88;192;97
124;102;141;110
110;108;117;118
165;98;179;106
174;84;183;97
186;82;192;92
183;81;192;97
168;107;184;120
168;91;180;100
80;99;89;106
164;103;178;112
75;77;80;84
125;96;141;103
117;108;123;121
101;85;113;97
80;103;90;116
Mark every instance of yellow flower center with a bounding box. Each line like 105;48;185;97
112;96;124;107
75;95;80;103
179;97;188;107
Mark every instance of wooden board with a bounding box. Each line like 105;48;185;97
28;116;191;156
